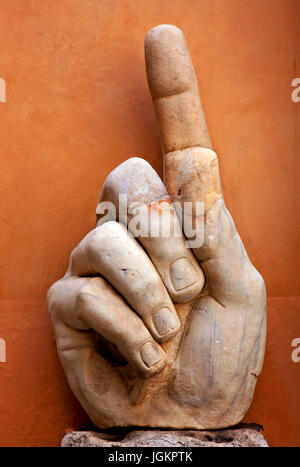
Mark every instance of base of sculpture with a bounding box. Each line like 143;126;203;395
61;424;268;447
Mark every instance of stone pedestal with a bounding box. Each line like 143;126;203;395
61;424;268;447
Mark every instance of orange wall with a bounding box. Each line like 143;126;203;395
0;0;299;446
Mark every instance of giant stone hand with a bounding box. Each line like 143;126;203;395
47;25;266;429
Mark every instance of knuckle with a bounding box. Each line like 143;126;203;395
46;280;61;314
76;292;92;316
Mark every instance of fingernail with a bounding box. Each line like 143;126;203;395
153;307;180;337
170;257;200;291
140;342;162;368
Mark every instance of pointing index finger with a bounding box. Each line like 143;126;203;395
145;24;212;154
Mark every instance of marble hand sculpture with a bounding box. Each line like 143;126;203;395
47;25;266;429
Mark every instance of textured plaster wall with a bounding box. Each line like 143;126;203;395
0;0;299;446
